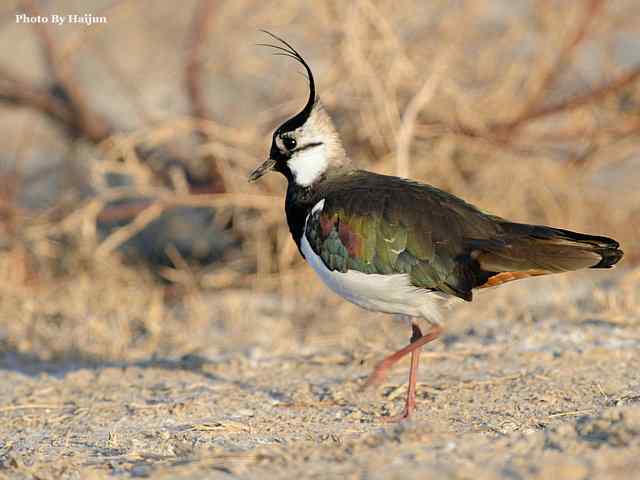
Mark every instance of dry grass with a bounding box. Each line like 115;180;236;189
0;1;640;478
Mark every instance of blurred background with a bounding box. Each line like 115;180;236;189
1;0;639;363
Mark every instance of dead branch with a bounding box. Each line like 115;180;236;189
441;0;640;145
510;0;605;126
21;0;114;142
0;70;75;129
436;64;640;149
496;65;640;133
183;0;226;194
185;0;216;124
0;0;227;220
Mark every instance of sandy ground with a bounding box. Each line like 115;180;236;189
1;270;639;479
1;1;640;478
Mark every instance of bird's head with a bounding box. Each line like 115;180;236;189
249;32;346;188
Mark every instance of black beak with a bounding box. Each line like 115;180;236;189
248;158;276;182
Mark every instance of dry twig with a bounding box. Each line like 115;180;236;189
20;0;114;142
185;0;216;123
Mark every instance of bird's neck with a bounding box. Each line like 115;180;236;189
284;182;318;253
284;164;354;252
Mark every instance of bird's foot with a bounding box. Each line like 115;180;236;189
379;405;414;423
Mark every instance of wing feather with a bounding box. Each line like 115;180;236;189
304;170;622;301
305;171;500;300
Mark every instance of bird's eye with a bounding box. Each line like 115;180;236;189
281;136;297;150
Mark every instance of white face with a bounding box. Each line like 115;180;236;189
287;143;328;187
274;109;330;187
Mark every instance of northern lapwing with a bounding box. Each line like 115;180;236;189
249;32;624;420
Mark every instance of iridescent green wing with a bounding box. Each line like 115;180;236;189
305;171;503;300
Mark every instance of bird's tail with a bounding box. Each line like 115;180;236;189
470;222;623;288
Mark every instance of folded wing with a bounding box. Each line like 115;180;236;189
305;171;623;301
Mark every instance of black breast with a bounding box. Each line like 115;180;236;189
285;184;319;256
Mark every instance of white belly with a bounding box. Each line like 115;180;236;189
300;231;447;322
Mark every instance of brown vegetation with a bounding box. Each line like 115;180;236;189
0;0;639;478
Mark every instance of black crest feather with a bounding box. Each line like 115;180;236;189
259;30;316;132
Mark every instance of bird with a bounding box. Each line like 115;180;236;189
249;32;624;420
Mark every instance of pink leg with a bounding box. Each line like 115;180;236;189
401;344;421;418
364;323;443;420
